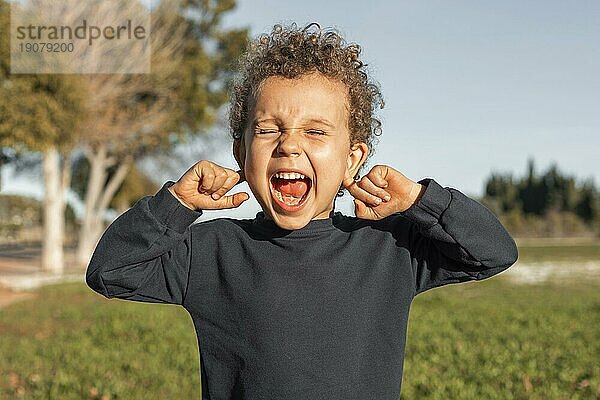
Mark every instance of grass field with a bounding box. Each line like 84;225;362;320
516;240;600;264
1;277;599;399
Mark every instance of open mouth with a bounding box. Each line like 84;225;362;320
269;171;312;212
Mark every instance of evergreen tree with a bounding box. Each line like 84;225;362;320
483;157;599;236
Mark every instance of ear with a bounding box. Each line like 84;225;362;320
346;142;369;179
233;135;246;171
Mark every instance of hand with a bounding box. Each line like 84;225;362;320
168;160;249;211
342;165;426;220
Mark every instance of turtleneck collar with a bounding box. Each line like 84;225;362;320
252;210;342;237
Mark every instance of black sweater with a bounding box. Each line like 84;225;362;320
86;178;518;400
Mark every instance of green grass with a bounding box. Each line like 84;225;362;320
0;283;200;399
403;279;600;399
1;280;599;399
517;242;600;263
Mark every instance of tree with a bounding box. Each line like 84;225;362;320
70;155;160;215
576;180;599;225
1;0;86;273
73;0;248;267
484;172;520;213
483;158;599;237
1;0;248;270
518;158;547;215
0;77;84;274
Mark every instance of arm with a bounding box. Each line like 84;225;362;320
342;165;518;296
85;182;201;305
397;178;519;295
87;160;248;304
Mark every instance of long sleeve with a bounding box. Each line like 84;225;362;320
397;178;518;295
86;182;202;305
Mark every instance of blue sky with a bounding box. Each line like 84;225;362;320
218;0;600;192
3;0;599;220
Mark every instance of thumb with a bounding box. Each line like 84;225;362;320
215;192;250;209
353;198;369;219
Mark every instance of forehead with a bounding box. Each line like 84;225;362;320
250;72;349;127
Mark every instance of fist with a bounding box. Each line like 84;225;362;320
168;160;249;211
343;165;425;220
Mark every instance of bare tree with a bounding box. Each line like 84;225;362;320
74;0;188;266
2;0;247;269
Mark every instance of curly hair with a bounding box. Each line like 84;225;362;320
228;22;384;195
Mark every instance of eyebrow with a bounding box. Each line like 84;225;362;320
307;118;336;128
252;118;280;126
252;117;336;129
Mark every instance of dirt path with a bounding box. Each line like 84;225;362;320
0;243;78;309
501;261;600;284
0;287;36;309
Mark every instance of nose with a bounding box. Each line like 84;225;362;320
276;130;302;157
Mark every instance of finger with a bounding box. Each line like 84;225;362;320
355;198;386;221
211;171;243;200
207;169;230;195
368;165;389;188
347;178;383;207
354;198;375;220
215;191;250;209
199;165;216;192
235;169;246;184
342;174;356;189
358;176;391;202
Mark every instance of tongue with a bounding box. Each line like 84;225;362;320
273;178;309;198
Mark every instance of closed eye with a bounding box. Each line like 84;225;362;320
255;129;279;134
307;129;325;135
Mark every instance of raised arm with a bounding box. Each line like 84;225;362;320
397;178;518;295
342;165;518;296
86;159;249;305
85;183;201;304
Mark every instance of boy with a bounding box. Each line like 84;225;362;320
86;22;518;399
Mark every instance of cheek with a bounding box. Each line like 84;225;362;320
243;144;270;189
312;146;348;188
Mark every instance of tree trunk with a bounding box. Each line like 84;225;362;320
76;144;132;268
0;155;3;191
61;153;72;243
41;147;65;274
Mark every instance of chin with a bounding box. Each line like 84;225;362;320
269;212;312;231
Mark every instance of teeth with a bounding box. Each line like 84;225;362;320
274;171;305;180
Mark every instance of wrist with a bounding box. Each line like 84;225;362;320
402;182;426;212
167;185;196;211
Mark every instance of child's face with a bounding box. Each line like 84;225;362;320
234;71;368;230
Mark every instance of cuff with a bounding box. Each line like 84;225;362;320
148;181;202;234
398;178;452;230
